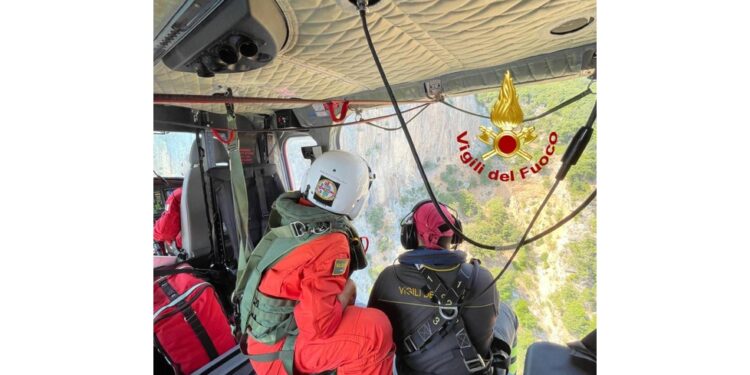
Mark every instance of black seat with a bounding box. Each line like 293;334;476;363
209;163;284;260
180;139;215;259
180;134;284;264
524;341;596;375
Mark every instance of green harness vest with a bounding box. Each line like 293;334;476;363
233;191;366;375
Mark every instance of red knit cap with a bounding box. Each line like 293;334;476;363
414;202;455;249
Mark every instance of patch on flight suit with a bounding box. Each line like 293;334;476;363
332;259;349;276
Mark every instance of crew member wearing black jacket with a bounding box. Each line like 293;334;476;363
368;200;518;375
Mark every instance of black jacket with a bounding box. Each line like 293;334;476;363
368;258;498;374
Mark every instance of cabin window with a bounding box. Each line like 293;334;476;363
284;135;318;190
153;132;195;178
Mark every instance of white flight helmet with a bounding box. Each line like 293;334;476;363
300;150;375;220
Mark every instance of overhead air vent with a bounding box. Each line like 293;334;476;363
157;0;288;77
550;17;595;36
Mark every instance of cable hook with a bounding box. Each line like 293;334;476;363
211;128;236;145
324;100;350;123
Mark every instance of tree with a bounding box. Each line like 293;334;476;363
366;206;385;230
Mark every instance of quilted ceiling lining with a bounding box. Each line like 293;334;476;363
154;0;596;115
154;0;184;35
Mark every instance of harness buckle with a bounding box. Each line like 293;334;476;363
403;336;418;353
310;222;330;234
492;349;511;370
464;355;488;373
439;306;459;320
290;221;307;237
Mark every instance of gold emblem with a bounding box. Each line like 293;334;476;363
478;71;537;161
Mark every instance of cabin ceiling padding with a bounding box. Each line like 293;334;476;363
154;0;596;116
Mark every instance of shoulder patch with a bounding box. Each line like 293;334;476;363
332;258;350;276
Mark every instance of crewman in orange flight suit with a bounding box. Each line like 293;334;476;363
242;150;395;375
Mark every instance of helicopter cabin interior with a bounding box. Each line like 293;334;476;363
153;0;597;374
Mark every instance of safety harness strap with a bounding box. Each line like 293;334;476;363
402;261;472;352
240;232;289;333
222;96;253;276
453;318;490;373
240;219;342;331
247;332;297;375
403;260;490;373
221;93;255;344
253;168;270;234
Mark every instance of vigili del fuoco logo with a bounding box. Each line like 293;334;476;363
456;71;558;182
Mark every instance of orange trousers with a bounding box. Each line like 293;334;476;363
249;306;395;375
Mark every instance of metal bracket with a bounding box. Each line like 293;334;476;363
424;79;444;100
439;306;459;320
224;87;236;118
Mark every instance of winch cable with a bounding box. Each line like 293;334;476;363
468;102;597;302
155;102;432;134
439;86;594;122
357;3;597;252
362;102;431;131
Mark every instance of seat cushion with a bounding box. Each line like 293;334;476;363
524;342;595;375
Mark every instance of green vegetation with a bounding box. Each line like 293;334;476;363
440;165;461;191
512;298;538;367
422;159;437;171
540;251;550;269
568;236;596;286
368;261;385;282
366;206;385;231
463;196;521;260
399;185;428;207
545;232;596;338
377;237;392;254
566;149;596;200
436;189;479;218
550;282;597;338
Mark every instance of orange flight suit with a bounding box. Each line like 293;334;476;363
246;217;395;375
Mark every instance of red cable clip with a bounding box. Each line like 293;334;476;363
324;100;350;123
211;128;236;145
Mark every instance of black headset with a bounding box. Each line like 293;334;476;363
400;200;463;249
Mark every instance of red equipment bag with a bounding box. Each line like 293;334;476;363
154;266;236;374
